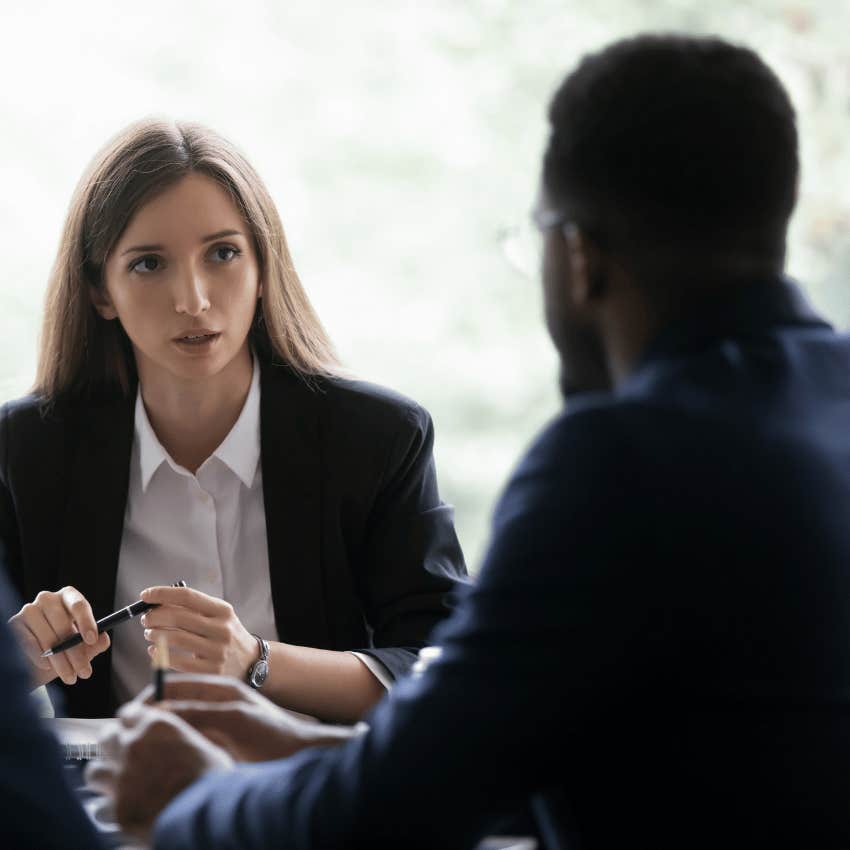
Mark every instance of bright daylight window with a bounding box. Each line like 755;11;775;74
1;0;846;568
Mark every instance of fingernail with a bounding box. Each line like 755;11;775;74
144;629;151;639
140;615;147;626
85;630;97;644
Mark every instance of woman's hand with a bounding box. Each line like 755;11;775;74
138;585;258;679
7;586;111;687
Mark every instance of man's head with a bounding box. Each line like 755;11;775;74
539;34;799;396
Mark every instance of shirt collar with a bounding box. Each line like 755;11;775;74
211;356;261;488
134;356;262;492
135;394;169;493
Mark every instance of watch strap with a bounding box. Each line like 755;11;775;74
247;634;270;688
253;634;269;661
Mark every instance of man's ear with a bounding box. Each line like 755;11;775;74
89;285;118;320
563;224;606;305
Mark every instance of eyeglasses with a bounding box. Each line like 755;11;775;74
499;206;571;279
531;207;571;232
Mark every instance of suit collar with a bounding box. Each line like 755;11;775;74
635;276;830;371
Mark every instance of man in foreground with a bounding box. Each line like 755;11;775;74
90;34;850;848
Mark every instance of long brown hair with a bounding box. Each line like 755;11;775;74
36;118;341;400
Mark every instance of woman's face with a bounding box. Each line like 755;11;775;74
96;172;261;388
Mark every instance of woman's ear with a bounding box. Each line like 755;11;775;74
89;285;118;320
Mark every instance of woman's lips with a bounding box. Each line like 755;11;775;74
173;328;220;342
173;331;221;348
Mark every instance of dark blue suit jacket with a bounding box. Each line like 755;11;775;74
154;278;850;848
0;564;105;849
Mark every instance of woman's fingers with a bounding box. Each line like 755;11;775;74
143;627;215;660
7;617;52;671
140;605;225;641
88;631;111;658
43;628;110;684
140;585;230;617
155;649;217;675
59;586;99;645
8;587;108;687
38;593;94;679
16;602;77;685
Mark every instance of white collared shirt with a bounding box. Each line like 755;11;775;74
112;359;277;703
111;358;391;704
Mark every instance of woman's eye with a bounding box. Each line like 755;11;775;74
211;245;240;263
130;256;160;274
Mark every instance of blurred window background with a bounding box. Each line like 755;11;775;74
2;0;848;570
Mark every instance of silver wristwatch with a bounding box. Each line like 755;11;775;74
247;635;270;689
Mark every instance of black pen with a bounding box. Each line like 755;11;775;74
41;579;187;657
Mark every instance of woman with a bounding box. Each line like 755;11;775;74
1;119;465;723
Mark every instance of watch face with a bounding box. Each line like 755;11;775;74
250;659;269;688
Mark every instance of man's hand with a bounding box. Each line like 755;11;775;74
138;585;258;678
8;586;111;687
150;673;361;762
85;702;234;842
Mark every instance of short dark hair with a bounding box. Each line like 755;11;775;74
543;34;798;272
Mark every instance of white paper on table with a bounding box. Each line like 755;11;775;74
46;716;117;760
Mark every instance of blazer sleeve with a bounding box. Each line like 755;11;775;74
352;403;468;680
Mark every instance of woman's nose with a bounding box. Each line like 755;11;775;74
173;267;211;316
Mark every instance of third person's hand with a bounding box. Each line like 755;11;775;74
135;673;359;762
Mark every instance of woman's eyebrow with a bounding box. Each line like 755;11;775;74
119;229;245;256
201;228;244;244
121;242;162;256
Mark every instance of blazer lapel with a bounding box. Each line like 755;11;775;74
56;394;133;716
260;363;329;649
60;396;134;628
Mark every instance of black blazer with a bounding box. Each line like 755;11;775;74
156;279;850;849
0;358;466;718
